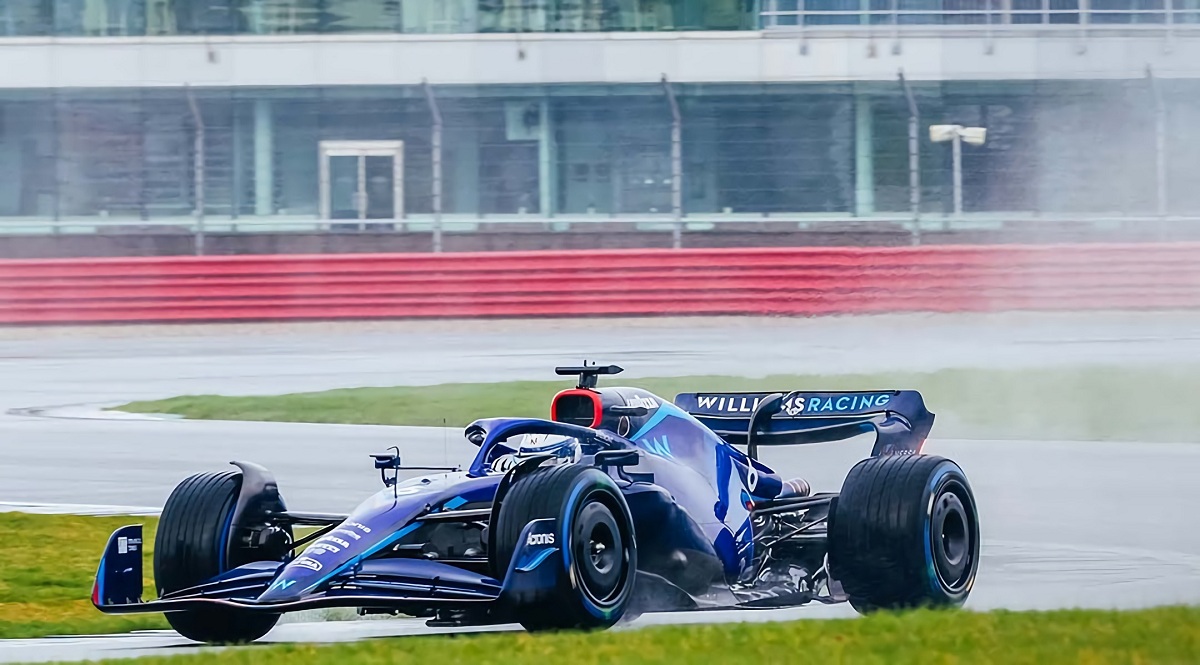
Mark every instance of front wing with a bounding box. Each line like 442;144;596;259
92;521;563;615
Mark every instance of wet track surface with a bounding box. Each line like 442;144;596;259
1;313;1199;662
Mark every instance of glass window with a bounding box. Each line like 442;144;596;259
0;96;57;218
557;99;617;214
477;98;541;213
1;0;53;35
1177;0;1200;24
322;0;403;32
690;93;853;214
235;0;320;34
55;0;146;36
400;0;476;32
56;97;148;218
147;0;233;35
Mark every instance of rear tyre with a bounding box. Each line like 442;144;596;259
491;464;637;631
154;471;283;644
828;455;979;613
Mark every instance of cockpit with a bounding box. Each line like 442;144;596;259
483;432;580;474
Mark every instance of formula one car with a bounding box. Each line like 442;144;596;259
93;364;979;643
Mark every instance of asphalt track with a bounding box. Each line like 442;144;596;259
2;312;1199;663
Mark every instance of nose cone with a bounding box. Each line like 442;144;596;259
256;478;472;603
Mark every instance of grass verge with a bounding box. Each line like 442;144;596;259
0;512;167;639
93;606;1200;665
121;365;1199;442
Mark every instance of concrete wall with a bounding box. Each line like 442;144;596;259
1;30;1199;89
5;220;1200;258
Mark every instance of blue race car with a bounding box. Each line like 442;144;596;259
93;364;980;643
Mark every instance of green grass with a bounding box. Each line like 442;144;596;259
93;607;1200;665
0;512;167;639
121;365;1200;442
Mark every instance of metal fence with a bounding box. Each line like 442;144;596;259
3;76;1200;252
761;0;1200;28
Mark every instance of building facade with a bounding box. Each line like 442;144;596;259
2;1;1200;232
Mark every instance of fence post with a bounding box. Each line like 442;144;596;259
185;85;206;256
899;69;921;245
1147;66;1168;220
662;75;683;250
423;79;444;253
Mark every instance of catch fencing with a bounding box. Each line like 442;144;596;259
0;243;1195;324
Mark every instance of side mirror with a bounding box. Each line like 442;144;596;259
372;453;403;470
595;449;640;468
371;447;403;487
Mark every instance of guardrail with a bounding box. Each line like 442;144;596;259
759;0;1200;28
0;243;1196;324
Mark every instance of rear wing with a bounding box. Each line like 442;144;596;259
674;390;934;458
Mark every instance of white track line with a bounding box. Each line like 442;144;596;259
0;502;161;516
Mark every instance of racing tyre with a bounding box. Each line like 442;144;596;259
492;464;637;631
828;455;979;613
154;471;285;644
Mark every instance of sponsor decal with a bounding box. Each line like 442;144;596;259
266;579;296;593
349;522;373;534
308;542;341;555
781;394;805;416
788;393;891;414
332;528;362;541
491;453;519;472
879;444;917;456
526;532;555;546
293;557;323;572
625;395;658;410
116;536;142;555
640;435;672;458
746;466;759;493
320;536;351;549
697;392;893;416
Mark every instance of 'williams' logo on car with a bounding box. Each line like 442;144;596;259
696;393;893;415
782;393;892;414
527;532;555;546
697;395;762;413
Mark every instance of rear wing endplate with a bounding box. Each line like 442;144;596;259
674;390;934;458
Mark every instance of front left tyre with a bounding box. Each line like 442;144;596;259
154;471;286;644
491;464;637;631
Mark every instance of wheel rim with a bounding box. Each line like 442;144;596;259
572;497;626;605
930;480;975;593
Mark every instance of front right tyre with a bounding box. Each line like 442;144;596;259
827;454;980;613
154;471;285;644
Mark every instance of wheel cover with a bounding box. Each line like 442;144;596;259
571;495;627;606
930;479;976;593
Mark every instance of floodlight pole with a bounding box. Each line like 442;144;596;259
185;84;206;256
423;79;444;253
662;74;683;250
